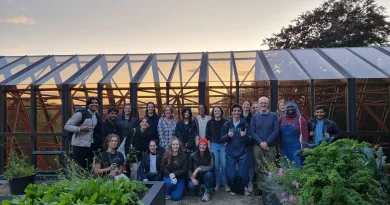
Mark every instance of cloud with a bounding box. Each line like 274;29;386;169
0;46;29;54
0;16;36;25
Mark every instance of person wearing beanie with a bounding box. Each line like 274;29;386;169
188;137;214;202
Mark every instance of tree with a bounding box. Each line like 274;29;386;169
263;0;390;49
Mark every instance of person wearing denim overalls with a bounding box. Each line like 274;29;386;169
279;102;309;166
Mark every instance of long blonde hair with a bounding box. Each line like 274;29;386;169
162;138;183;166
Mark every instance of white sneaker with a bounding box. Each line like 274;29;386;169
202;192;210;201
166;195;171;200
230;192;236;196
224;185;231;192
248;182;254;193
244;187;250;196
215;185;220;192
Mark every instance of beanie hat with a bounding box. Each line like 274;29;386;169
198;137;208;145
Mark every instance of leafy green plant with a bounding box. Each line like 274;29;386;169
4;150;36;180
127;146;138;162
3;153;149;205
299;139;388;205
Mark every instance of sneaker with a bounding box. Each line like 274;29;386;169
244;187;250;196
224;185;231;192
215;185;220;192
165;195;171;200
230;192;236;196
248;182;254;193
202;192;210;202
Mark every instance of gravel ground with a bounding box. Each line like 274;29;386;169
167;190;263;205
0;184;10;196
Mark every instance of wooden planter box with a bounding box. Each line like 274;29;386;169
0;180;165;205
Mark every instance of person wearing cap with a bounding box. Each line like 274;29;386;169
103;107;124;142
188;137;215;202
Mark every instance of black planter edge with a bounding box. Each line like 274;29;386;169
142;181;165;205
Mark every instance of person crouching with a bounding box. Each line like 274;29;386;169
188;137;214;201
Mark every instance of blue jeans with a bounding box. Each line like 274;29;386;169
226;152;249;195
164;177;185;201
211;142;227;186
188;171;214;193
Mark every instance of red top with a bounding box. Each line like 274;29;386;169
279;114;309;149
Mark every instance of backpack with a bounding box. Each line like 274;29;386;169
68;106;88;139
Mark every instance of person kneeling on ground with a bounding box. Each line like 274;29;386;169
139;140;164;181
161;138;188;201
188;137;214;202
93;134;126;179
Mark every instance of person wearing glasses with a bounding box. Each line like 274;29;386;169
250;96;279;195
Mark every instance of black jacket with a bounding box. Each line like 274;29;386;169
103;119;124;141
138;149;165;180
307;118;342;143
144;114;161;142
175;120;197;152
117;116;139;138
240;112;253;128
205;119;227;144
124;126;154;161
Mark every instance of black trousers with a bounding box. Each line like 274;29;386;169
72;146;94;169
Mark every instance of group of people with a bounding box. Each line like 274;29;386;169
64;96;342;202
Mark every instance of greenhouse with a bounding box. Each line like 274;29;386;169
0;47;389;176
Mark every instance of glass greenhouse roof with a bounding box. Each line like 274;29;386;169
1;47;389;86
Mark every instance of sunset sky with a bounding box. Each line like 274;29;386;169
1;0;390;56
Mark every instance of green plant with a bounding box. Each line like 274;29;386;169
299;139;387;205
4;150;36;180
4;153;149;205
127;146;138;162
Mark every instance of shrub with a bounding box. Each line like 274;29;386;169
4;150;36;180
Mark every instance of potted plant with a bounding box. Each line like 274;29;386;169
4;150;36;195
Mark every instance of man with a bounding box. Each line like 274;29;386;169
308;105;342;145
252;102;260;114
221;104;251;196
250;96;279;194
103;107;124;141
65;97;103;169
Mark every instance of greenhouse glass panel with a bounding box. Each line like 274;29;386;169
263;50;309;80
0;56;45;83
290;49;344;79
6;56;73;85
321;48;387;78
0;56;22;68
349;47;390;76
70;55;123;84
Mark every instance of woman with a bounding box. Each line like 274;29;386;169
145;102;160;142
158;105;177;150
194;104;211;144
93;134;125;178
205;106;229;192
161;138;188;201
124;117;154;180
118;103;139;139
139;140;164;181
276;99;286;117
241;100;255;193
188;138;214;202
279;101;309;166
175;107;197;154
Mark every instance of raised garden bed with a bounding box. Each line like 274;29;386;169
0;180;165;205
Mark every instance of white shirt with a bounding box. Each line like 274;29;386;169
196;115;211;138
149;154;157;173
